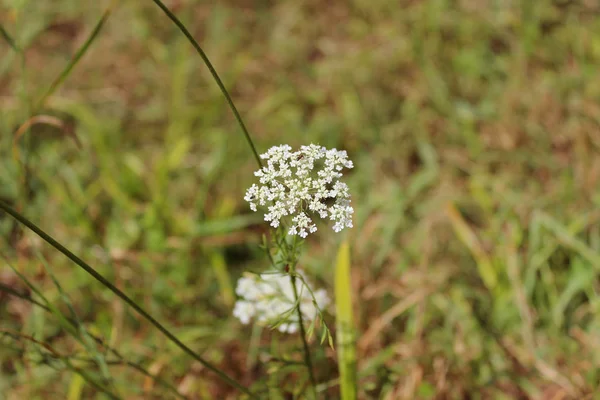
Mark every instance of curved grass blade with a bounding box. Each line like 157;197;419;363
150;0;262;168
12;115;82;184
334;240;357;400
35;4;114;110
0;201;254;397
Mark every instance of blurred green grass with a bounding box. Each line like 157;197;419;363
2;0;600;398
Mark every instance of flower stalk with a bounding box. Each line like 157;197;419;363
233;143;354;397
290;267;318;399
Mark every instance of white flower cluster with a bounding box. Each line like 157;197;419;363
233;270;329;334
244;144;354;237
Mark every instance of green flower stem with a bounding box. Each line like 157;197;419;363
290;272;318;399
0;201;254;397
288;234;318;399
150;0;262;168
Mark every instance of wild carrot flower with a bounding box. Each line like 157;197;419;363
233;270;329;333
244;144;354;237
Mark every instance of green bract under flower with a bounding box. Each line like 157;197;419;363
244;144;354;237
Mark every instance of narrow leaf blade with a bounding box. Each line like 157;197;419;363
334;240;357;400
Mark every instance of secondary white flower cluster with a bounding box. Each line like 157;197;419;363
233;270;329;334
244;144;354;237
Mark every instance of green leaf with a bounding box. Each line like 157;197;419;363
446;203;497;290
209;251;234;307
334;240;357;400
166;135;192;170
67;373;85;400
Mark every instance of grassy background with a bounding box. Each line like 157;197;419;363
2;0;600;398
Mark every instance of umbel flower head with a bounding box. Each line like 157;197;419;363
244;144;354;237
233;270;329;334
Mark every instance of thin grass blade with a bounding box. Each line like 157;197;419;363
35;249;114;384
0;201;253;397
0;24;19;52
35;4;114;110
0;329;121;400
0;252;187;399
446;203;497;290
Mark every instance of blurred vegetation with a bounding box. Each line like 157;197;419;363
2;0;600;398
